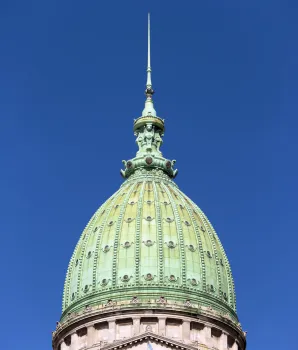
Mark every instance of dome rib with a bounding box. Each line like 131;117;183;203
162;182;187;286
176;189;206;291
112;182;138;287
187;195;236;311
152;181;164;284
135;181;146;285
92;189;122;293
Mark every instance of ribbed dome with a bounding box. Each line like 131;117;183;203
61;21;239;325
62;169;237;322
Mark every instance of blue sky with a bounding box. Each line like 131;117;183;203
0;1;296;349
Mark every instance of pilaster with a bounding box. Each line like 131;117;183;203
87;325;96;347
108;320;116;342
133;318;140;336
182;320;190;343
158;317;166;337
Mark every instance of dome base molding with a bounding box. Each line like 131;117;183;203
53;309;246;350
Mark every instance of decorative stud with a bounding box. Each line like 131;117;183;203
184;220;191;226
163;201;170;206
200;225;206;232
93;227;98;232
165;217;174;223
220;258;224;266
124;217;135;223
165;241;176;249
167;274;178;282
206;251;212;258
144;273;155;281
107;221;114;226
102;245;111;253
75;259;79;267
186;244;196;252
207;284;215;293
146;200;152;205
120;274;132;282
188;278;198;286
100;278;110;287
143;239;155;247
83;285;90;293
122;241;133;248
145;216;154;221
86;251;92;259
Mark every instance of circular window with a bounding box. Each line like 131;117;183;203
145;157;153;165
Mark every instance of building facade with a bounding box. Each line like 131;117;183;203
52;15;246;350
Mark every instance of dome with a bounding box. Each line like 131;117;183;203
54;16;246;350
62;168;237;322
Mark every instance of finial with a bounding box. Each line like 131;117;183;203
142;13;156;117
146;13;152;88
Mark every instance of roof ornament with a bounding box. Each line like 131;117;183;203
142;13;156;117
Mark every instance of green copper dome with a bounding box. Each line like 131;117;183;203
61;17;238;324
62;170;237;322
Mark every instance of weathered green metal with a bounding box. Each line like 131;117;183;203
61;15;238;324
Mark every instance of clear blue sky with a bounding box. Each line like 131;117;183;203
0;1;296;349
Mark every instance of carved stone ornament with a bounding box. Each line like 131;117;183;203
144;216;154;221
156;296;167;304
130;296;140;304
184;299;192;307
106;299;116;307
145;325;152;332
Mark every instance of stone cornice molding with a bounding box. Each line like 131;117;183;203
101;331;197;350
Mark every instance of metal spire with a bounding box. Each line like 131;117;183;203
146;13;152;88
142;13;156;117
